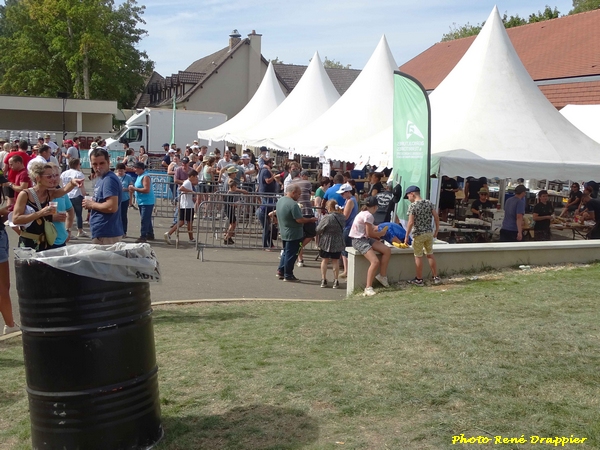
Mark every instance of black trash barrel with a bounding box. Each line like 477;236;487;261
16;258;163;450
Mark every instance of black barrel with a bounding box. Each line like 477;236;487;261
16;258;163;450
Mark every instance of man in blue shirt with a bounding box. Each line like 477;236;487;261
323;173;346;207
257;158;280;249
500;185;527;242
84;149;123;244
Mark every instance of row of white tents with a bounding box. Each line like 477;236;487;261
198;7;600;181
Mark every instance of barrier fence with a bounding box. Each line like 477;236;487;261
151;187;280;260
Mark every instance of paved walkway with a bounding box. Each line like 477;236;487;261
2;208;346;331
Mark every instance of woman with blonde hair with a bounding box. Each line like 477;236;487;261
315;199;346;288
12;161;81;251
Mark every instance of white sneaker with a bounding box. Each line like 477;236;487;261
3;323;20;335
77;231;89;238
433;276;442;285
189;238;196;244
296;260;304;267
364;287;376;297
164;232;172;245
375;274;389;287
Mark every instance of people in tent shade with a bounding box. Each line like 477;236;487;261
561;183;582;217
500;184;527;242
470;188;493;218
439;175;459;222
532;190;555;241
462;176;488;208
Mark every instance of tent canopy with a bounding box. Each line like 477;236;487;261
560;104;600;145
429;6;600;180
272;35;398;158
197;62;286;143
228;52;340;151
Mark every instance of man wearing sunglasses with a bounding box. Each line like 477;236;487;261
470;188;494;218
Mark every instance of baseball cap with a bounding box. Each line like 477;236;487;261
90;142;98;149
514;185;527;195
44;134;51;139
168;149;176;153
163;143;169;147
241;154;250;159
365;196;379;207
181;157;190;163
336;183;353;194
403;185;420;199
259;146;268;152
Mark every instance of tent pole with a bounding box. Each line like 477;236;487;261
499;179;507;209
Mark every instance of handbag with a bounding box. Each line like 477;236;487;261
29;188;58;246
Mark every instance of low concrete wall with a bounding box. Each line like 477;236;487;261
347;240;600;295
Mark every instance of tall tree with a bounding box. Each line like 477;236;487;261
0;0;153;108
570;0;600;13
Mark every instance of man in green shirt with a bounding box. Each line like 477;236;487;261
276;184;317;282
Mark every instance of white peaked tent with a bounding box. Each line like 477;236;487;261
273;35;398;157
197;62;286;143
227;52;340;150
429;6;600;180
560;104;600;144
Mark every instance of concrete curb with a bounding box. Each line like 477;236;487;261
152;298;336;306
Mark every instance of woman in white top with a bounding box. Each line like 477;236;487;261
348;196;391;297
165;169;199;244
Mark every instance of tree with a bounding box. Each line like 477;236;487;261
441;5;562;41
441;22;482;41
0;0;153;108
322;57;351;69
570;0;600;13
270;56;284;64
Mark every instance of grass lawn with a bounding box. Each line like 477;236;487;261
2;264;600;449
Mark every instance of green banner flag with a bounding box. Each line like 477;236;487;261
170;94;176;145
392;71;431;220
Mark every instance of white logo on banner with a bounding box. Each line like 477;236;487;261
406;121;424;140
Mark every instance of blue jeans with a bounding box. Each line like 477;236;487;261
277;239;301;279
71;195;83;230
138;204;154;238
120;200;129;234
257;205;276;248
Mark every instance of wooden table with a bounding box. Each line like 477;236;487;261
551;224;592;240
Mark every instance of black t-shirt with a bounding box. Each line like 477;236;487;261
466;178;481;199
440;178;458;202
585;199;600;221
533;201;554;231
369;181;384;196
258;167;277;204
471;199;493;216
569;190;583;203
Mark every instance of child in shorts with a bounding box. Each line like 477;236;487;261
403;185;441;286
348;196;391;296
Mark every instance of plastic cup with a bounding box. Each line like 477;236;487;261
49;201;58;213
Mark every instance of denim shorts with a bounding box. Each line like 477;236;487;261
0;229;9;264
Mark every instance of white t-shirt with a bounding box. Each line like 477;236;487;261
179;179;195;209
60;169;85;198
46;140;59;154
349;211;374;239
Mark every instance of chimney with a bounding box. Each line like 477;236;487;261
229;29;241;51
247;30;262;102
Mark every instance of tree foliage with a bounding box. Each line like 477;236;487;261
270;56;284;64
0;0;153;108
441;5;561;41
570;0;600;13
323;57;351;69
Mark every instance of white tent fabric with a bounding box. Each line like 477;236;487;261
227;52;340;150
273;35;398;157
197;62;286;143
560;104;600;144
429;6;600;180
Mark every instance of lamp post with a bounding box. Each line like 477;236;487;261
57;92;68;142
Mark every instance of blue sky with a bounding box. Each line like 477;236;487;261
139;1;575;76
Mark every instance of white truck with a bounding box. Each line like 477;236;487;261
104;108;227;153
